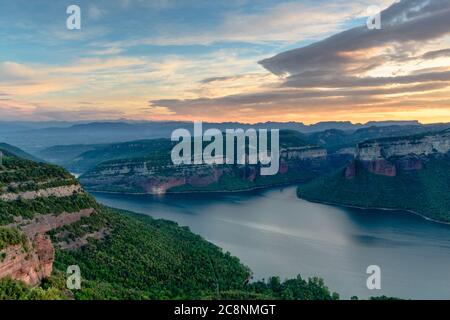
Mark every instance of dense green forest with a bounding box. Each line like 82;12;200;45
0;278;67;300
298;155;450;222
0;151;74;187
53;207;252;299
0;227;28;252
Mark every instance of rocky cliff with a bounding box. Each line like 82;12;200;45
79;145;347;194
298;129;450;222
345;129;450;178
0;234;54;286
0;149;98;286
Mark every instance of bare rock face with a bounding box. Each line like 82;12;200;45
81;146;331;194
356;130;450;162
361;159;397;177
281;147;327;160
1;209;94;286
0;155;99;287
142;178;186;194
0;234;54;286
33;234;55;280
241;166;257;181
344;161;356;179
396;156;423;171
345;130;449;177
0;184;81;202
17;209;94;238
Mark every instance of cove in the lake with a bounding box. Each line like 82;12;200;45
93;186;450;299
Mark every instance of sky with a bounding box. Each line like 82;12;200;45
1;0;450;124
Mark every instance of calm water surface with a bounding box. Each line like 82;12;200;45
93;186;450;299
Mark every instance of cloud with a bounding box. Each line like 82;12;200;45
282;69;450;88
259;0;450;77
423;48;450;59
0;61;37;82
107;0;395;47
88;5;107;20
3;0;450;124
148;0;450;123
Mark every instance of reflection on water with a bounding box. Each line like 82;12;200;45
93;186;450;299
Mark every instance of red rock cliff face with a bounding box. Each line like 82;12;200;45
17;209;94;238
1;208;94;286
344;161;356;179
81;146;345;194
361;159;397;177
397;156;423;171
345;130;450;178
0;234;54;286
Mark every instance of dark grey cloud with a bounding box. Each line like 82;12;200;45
200;76;237;84
283;70;450;88
200;73;264;84
150;82;448;111
423;48;450;59
259;0;450;78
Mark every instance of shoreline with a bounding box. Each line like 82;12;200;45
85;180;304;196
298;196;450;226
86;182;450;226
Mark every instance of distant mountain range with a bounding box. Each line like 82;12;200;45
0;120;433;153
33;122;450;173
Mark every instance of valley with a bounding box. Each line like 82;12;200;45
93;185;450;299
2;120;450;300
0;145;339;300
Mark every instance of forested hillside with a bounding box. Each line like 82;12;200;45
298;130;450;222
0;145;339;300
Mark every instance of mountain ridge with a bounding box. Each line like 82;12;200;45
1;120;434;153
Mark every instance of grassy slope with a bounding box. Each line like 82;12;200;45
298;156;450;222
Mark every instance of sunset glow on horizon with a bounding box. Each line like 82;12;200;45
1;0;450;124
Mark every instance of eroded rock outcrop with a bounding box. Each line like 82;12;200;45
80;146;334;194
357;130;450;161
10;209;95;238
0;184;82;202
0;184;95;286
345;130;450;178
0;234;54;286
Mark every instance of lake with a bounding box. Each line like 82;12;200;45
93;186;450;299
